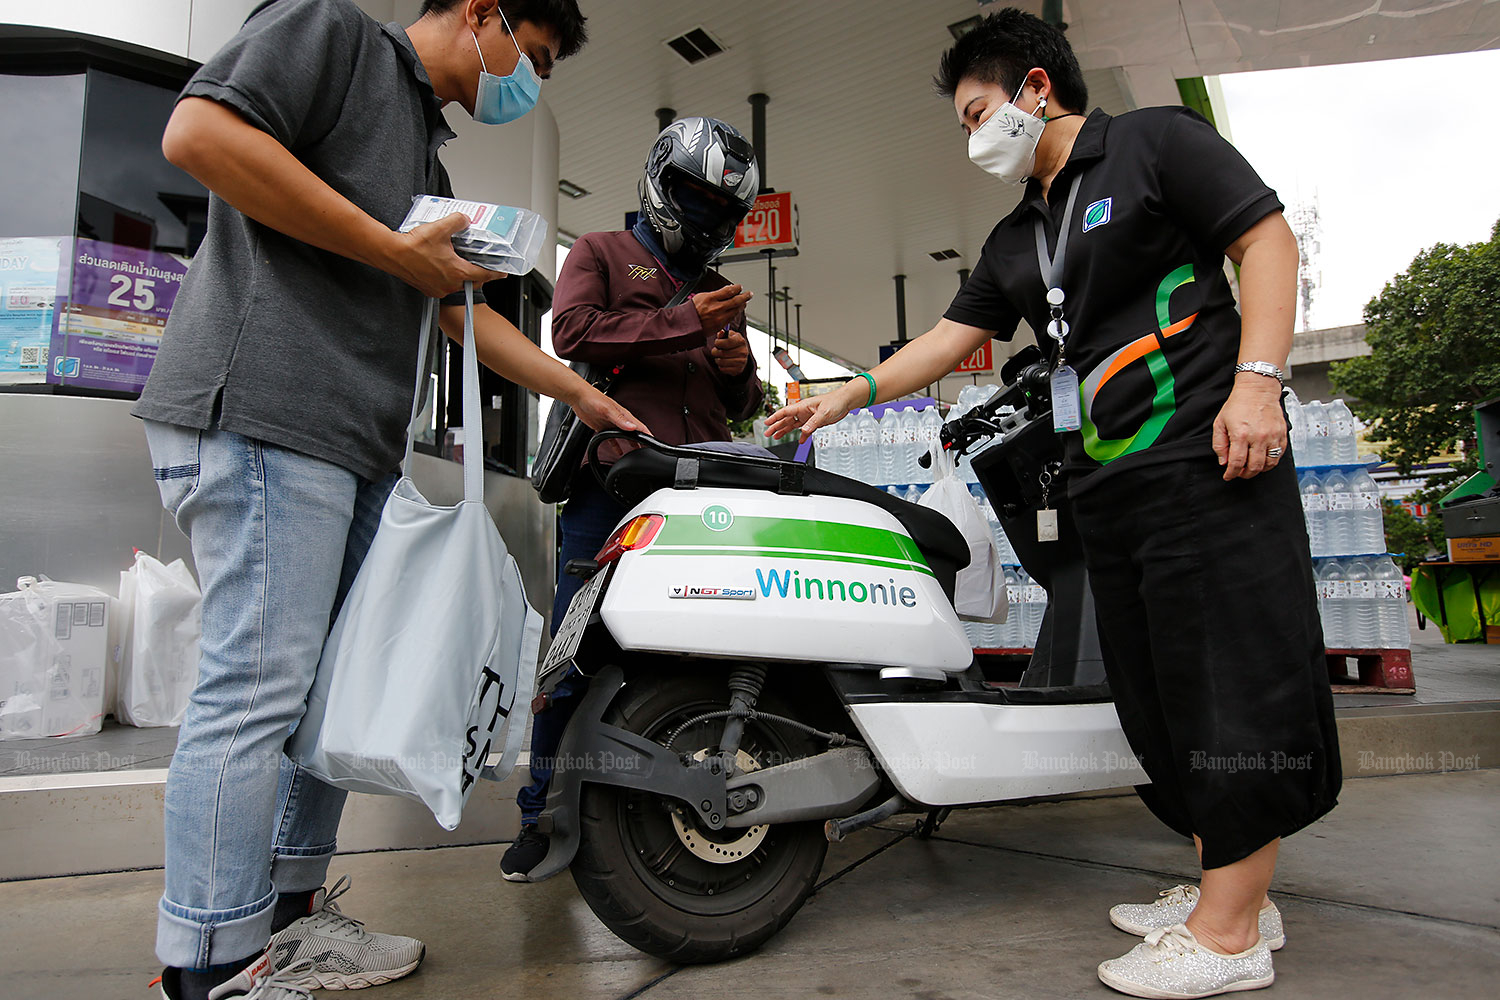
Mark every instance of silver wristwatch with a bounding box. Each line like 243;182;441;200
1233;361;1286;386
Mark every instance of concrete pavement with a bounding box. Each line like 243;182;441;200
3;767;1495;1000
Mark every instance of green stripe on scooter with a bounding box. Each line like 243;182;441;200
643;545;936;577
655;515;931;569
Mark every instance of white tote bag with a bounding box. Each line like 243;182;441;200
919;444;1005;620
288;289;542;830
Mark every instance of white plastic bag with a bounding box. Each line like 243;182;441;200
117;552;201;727
287;291;542;830
0;578;111;739
919;446;1005;619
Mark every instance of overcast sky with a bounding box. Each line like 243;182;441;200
1216;47;1500;331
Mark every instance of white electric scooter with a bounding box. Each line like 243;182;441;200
526;347;1144;963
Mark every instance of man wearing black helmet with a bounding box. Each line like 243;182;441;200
502;117;764;880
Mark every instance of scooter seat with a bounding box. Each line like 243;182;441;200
603;445;971;601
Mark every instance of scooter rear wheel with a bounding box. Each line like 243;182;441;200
571;669;828;963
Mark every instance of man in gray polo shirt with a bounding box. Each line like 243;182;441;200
132;3;639;998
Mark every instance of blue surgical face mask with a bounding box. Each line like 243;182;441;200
471;13;539;125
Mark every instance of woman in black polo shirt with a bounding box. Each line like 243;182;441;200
768;10;1338;999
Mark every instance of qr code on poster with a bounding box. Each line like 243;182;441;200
20;346;45;368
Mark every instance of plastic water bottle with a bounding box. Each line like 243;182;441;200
1322;468;1353;556
1002;568;1023;648
852;410;879;484
1346;559;1379;648
895;406;919;484
1317;560;1348;648
828;418;853;478
1304;400;1330;466
812;425;834;472
876;409;900;486
963;620;984;649
917;406;943;483
1286;393;1308;467
1372;558;1411;649
1349;469;1382;555
886;485;902;498
903;483;923;504
1021;572;1046;647
1328;399;1358;464
1299;471;1328;557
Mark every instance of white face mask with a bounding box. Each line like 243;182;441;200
967;80;1047;184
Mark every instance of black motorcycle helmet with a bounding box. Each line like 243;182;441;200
638;116;759;262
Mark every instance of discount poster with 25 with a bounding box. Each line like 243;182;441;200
49;239;189;393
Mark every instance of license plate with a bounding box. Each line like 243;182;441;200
539;565;610;680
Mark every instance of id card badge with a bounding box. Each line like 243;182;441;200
1051;364;1082;432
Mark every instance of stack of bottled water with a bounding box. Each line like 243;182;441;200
1286;392;1359;466
1287;391;1409;651
1315;557;1411;649
962;568;1045;650
812;403;945;486
1298;466;1384;557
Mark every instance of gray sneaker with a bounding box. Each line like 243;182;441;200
266;876;425;990
1098;923;1275;999
1110;885;1285;951
158;952;316;1000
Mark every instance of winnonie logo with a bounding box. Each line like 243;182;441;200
755;567;918;608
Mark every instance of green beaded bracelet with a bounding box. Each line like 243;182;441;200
857;371;877;408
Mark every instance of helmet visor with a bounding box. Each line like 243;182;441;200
667;174;747;246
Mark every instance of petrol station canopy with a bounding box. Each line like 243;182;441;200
543;0;1500;386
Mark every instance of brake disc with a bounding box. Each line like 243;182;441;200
669;749;768;863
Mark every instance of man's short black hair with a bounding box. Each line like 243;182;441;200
935;8;1087;112
418;0;588;60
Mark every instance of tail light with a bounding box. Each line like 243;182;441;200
595;514;664;565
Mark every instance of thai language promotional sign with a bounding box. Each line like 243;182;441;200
50;239;189;392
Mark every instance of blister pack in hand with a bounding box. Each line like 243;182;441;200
400;196;548;275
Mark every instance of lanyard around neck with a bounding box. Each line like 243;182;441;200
1034;172;1085;293
1033;172;1085;354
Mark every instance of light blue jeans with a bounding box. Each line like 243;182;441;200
144;421;396;969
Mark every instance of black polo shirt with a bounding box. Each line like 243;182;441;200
135;0;478;482
945;107;1282;496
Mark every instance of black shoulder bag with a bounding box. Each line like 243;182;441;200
530;271;704;503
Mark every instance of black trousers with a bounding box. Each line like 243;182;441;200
1072;455;1341;870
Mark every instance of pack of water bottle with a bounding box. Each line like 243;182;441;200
962;567;1046;650
811;403;945;486
1298;466;1385;557
1285;391;1360;467
1314;556;1411;650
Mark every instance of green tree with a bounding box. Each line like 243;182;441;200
1381;499;1446;573
1330;219;1500;490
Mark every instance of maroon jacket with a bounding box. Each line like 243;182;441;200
551;230;763;448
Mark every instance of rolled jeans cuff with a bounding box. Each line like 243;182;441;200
270;840;338;894
156;887;276;969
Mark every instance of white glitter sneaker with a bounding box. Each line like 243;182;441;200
1110;885;1285;951
1098;923;1274;999
266;876;425;990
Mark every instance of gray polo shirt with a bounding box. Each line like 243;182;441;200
135;0;481;482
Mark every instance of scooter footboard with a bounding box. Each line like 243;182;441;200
846;699;1147;806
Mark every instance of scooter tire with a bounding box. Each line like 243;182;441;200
571;669;829;964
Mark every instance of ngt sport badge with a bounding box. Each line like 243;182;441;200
669;584;756;600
